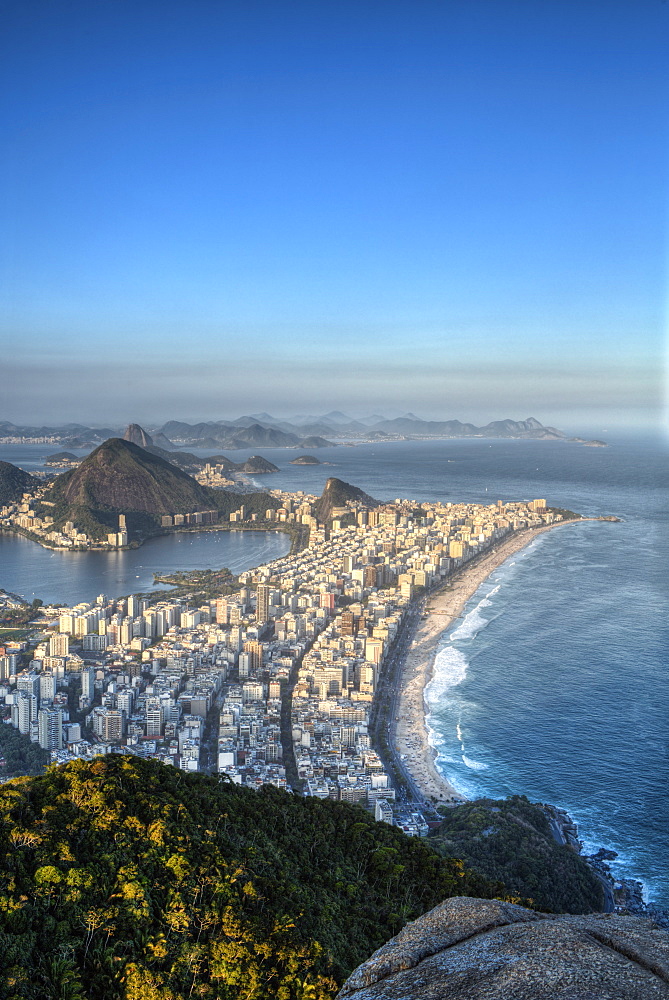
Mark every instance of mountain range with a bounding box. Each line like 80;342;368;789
0;414;602;449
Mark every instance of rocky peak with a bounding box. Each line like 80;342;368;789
123;423;153;448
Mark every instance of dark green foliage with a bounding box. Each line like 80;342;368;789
0;462;40;505
430;795;603;914
0;756;512;999
0;723;50;777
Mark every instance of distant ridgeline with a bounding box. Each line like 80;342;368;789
0;413;606;447
32;438;280;542
0;756;517;999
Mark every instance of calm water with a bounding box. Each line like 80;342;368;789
0;529;290;606
3;434;668;904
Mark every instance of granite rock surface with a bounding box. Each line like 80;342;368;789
337;896;669;999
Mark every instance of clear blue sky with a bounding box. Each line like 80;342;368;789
1;0;667;432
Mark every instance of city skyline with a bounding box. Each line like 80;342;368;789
2;1;667;433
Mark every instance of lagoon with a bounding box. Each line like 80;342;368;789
0;528;291;606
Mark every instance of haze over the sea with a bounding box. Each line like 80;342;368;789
1;0;666;434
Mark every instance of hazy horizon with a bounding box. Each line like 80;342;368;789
2;1;667;435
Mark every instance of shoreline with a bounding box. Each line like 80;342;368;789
393;518;600;805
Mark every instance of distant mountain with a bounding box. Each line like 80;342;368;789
123;423;153;449
157;420;334;449
0;421;120;444
315;477;379;523
321;410;354;424
300;435;333;448
370;415;567;440
0;414;595;446
290;455;321;465
0;461;40;505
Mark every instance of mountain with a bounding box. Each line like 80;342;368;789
123;422;153;448
156;419;335;449
44;451;79;464
370;416;567;440
226;423;301;447
315;477;380;523
300;435;333;448
0;461;40;505
54;438;215;515
0;756;510;998
0;414;583;446
35;439;279;540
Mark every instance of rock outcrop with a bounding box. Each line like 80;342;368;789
337;896;669;999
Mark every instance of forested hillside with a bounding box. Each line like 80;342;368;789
0;756;515;1000
429;795;603;914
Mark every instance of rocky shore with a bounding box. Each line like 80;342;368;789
545;805;669;926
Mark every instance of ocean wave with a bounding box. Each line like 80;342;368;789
449;609;489;642
425;646;468;706
461;755;489;771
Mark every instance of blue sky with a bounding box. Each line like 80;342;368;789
1;0;667;432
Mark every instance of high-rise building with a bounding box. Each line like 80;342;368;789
17;672;40;698
13;692;38;734
39;672;56;703
256;585;271;623
49;633;69;657
38;707;63;751
101;710;124;743
81;668;95;700
145;700;163;738
0;654;17;680
242;641;263;673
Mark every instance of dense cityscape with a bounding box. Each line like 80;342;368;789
0;485;556;833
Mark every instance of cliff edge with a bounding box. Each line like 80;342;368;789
337;896;669;999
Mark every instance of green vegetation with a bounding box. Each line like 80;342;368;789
0;723;50;778
0;599;43;629
0;462;39;505
430;795;603;914
0;756;518;999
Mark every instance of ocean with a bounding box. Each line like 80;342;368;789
1;432;667;904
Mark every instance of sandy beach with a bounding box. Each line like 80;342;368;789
393;519;592;805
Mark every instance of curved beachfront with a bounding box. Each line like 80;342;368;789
392;520;594;804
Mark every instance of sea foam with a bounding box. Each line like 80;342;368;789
425;646;468;706
461;755;489;771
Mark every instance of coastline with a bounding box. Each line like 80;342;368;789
393;519;595;805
